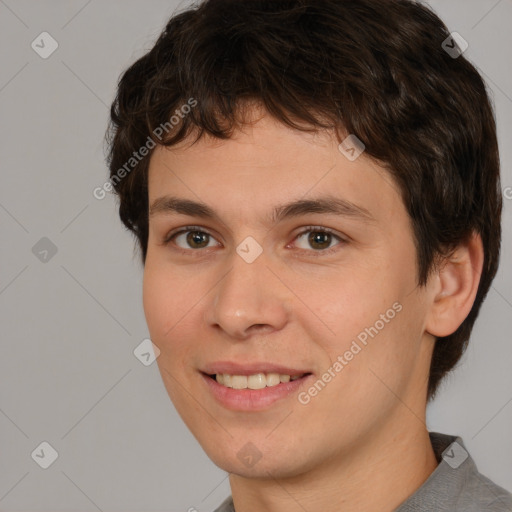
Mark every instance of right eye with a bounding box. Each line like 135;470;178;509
164;227;222;252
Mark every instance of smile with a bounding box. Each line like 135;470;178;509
213;372;306;389
201;371;313;411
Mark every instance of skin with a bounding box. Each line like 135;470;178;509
143;105;484;512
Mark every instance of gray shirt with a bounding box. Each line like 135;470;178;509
213;432;512;511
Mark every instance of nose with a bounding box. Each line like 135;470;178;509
204;249;291;340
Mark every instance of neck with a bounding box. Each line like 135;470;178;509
229;412;438;512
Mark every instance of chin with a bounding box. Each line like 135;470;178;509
202;440;313;480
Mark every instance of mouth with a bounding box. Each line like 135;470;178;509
205;372;312;389
200;370;314;411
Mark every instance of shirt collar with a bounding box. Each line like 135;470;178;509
395;432;473;511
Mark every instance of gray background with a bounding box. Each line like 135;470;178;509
0;0;511;510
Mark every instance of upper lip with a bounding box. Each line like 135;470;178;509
202;361;312;377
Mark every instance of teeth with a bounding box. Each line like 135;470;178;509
215;372;305;389
248;373;266;389
231;375;247;389
266;373;281;386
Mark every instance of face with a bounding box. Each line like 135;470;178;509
143;108;436;479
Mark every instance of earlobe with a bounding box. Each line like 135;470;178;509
425;232;484;338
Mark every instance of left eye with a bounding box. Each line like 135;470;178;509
293;228;343;252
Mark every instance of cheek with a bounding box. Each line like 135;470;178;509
298;263;399;354
301;259;422;397
319;292;427;418
142;257;184;345
142;264;167;339
142;255;210;372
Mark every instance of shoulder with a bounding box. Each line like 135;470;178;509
212;496;234;512
456;469;512;511
431;433;512;512
396;432;512;512
436;433;512;511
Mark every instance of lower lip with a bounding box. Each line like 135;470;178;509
201;373;313;411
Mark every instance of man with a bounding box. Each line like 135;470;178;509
105;0;512;510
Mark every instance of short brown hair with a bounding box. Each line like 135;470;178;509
106;0;502;401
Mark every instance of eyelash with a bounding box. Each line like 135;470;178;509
163;225;346;258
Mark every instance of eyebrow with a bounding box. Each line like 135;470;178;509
149;195;376;224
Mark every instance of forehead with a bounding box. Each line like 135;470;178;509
146;114;404;227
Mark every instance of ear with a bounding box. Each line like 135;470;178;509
425;232;484;338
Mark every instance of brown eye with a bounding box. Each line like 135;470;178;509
167;228;219;250
294;228;342;252
307;231;333;250
185;231;210;249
